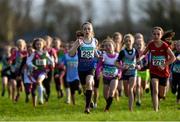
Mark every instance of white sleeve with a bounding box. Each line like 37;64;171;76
26;53;36;68
46;52;55;67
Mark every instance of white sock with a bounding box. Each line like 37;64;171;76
66;88;71;103
38;85;44;104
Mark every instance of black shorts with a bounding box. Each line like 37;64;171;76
9;72;17;80
150;73;168;86
172;73;180;87
103;77;118;85
66;80;80;94
94;72;100;88
121;75;136;81
78;69;95;86
1;71;11;79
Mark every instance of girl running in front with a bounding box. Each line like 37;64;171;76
1;45;12;97
134;33;150;107
96;37;120;112
69;22;99;114
171;40;180;104
139;26;176;111
116;34;138;111
27;38;54;105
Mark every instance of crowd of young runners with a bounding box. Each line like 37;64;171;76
1;22;180;113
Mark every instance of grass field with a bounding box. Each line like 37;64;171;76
0;79;180;121
0;59;179;121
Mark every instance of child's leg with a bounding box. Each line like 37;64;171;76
37;74;46;104
85;75;94;113
66;87;71;104
11;79;17;101
15;77;23;102
151;78;159;112
24;83;31;103
136;76;142;106
31;83;37;107
70;86;75;105
2;76;8;96
128;77;136;111
54;74;61;98
105;78;118;111
43;71;52;102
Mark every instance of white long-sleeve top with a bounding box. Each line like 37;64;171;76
26;51;54;69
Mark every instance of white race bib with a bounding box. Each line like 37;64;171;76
80;47;94;58
35;59;46;66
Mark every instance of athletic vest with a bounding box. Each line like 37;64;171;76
78;38;97;71
122;48;137;76
15;51;27;69
33;51;48;70
102;52;119;78
172;53;180;73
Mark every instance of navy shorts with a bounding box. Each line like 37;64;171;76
78;69;95;85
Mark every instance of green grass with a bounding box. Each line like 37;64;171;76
0;77;180;121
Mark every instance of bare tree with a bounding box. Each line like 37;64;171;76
122;0;133;32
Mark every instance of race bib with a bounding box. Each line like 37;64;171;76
103;65;118;77
124;59;135;69
35;59;46;66
152;56;165;66
173;64;180;73
80;47;94;58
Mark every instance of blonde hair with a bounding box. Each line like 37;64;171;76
103;36;116;48
16;39;26;48
152;26;164;35
123;34;135;44
113;32;122;40
135;33;144;40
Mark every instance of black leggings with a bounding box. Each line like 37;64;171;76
172;73;180;100
54;73;63;91
43;71;53;97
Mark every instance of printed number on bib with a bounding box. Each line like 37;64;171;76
36;59;46;66
81;50;94;58
152;56;165;66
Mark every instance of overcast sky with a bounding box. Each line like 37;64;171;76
31;0;146;25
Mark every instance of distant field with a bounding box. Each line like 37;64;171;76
0;61;180;121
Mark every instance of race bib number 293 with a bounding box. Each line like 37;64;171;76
81;50;94;58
